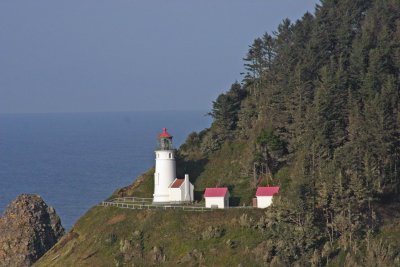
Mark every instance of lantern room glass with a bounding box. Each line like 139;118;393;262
158;137;173;150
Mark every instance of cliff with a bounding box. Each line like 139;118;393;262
0;194;64;267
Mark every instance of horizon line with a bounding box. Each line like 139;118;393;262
0;109;211;116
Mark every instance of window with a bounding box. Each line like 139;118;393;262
169;153;171;158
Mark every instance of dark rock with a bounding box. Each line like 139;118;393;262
201;225;225;240
104;232;118;245
116;235;144;264
0;194;64;267
132;230;142;238
119;239;134;262
177;249;204;267
252;240;274;264
225;239;238;249
238;213;255;228
150;246;165;265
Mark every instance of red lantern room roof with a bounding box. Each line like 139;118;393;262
159;128;172;138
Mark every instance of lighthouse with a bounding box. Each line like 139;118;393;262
153;128;176;202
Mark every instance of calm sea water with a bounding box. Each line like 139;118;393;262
0;111;210;229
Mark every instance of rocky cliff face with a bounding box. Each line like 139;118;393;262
0;194;64;267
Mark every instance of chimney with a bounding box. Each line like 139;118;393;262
184;174;190;202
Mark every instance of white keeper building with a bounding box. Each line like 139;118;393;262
168;174;194;202
204;187;230;209
254;186;280;208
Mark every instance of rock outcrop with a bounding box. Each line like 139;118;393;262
0;194;64;267
201;225;225;240
177;249;204;267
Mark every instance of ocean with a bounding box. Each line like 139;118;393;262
0;111;211;229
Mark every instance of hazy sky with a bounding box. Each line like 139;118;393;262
0;1;318;114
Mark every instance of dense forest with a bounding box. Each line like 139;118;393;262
179;0;400;265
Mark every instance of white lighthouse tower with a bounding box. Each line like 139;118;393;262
153;128;176;202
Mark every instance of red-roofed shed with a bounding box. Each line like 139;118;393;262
204;187;229;209
256;186;280;197
204;187;228;197
254;186;280;208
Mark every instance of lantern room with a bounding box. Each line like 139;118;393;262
157;128;174;150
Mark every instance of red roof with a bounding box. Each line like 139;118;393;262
204;187;228;197
170;179;184;188
159;128;172;138
256;186;280;197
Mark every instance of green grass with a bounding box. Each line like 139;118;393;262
110;168;155;199
185;140;257;205
36;205;268;267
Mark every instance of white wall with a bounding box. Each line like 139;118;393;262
153;150;176;202
256;196;273;208
184;174;193;202
205;196;226;209
168;187;182;202
168;181;194;202
188;183;194;202
183;182;194;202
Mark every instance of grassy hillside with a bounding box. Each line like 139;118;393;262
35;170;400;267
36;199;268;266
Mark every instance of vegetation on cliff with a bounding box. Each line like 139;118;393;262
36;206;276;267
37;0;400;266
183;0;400;264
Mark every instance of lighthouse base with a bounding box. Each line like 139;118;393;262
153;193;170;203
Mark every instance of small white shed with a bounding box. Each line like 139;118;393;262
168;174;194;203
255;186;280;208
204;187;229;209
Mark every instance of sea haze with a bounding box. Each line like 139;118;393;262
0;111;211;229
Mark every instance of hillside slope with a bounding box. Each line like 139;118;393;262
36;206;268;266
36;170;400;267
36;171;272;266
